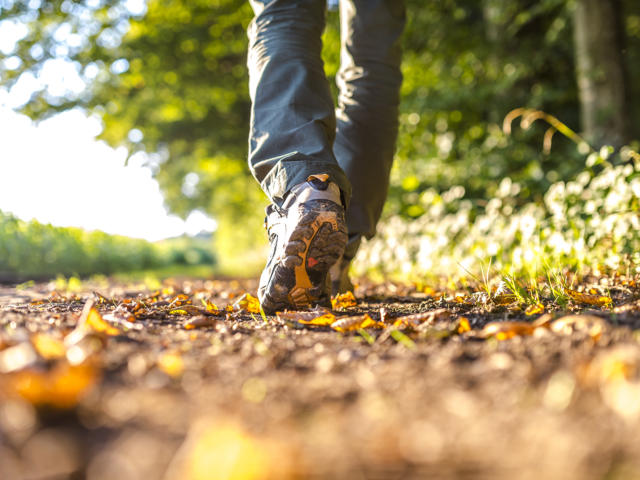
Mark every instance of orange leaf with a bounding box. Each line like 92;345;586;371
457;317;471;333
331;291;358;310
565;289;612;307
233;293;261;314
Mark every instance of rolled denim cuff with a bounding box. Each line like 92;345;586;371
259;155;352;208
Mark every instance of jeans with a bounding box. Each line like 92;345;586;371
247;0;405;260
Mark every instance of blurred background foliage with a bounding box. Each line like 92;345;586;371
0;210;215;280
1;0;639;275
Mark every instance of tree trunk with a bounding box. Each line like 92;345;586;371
574;0;631;148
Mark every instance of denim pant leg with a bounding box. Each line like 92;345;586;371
334;0;405;259
247;0;352;207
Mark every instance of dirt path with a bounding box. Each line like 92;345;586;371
2;277;640;479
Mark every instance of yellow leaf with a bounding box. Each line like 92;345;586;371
299;313;336;326
525;303;545;316
31;334;66;360
565;289;612;306
233;293;261;314
331;314;384;333
331;291;358;309
457;317;471;333
158;351;184;377
203;300;219;313
85;308;120;336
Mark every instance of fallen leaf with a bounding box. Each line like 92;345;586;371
457;317;471;333
170;305;208;316
332;314;384;333
233;293;261;314
331;291;357;310
525;303;545;315
84;307;120;336
565;289;612;307
299;313;337;326
184;316;218;330
169;294;191;307
392;309;451;329
493;294;518;305
481;321;535;340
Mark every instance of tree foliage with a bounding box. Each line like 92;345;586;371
1;0;639;259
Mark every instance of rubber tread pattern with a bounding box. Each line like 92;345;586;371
259;199;347;313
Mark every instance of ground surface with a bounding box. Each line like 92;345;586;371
2;276;640;479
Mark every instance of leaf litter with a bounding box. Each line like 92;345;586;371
1;274;640;479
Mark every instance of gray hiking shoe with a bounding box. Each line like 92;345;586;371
328;233;362;295
258;174;348;313
329;256;354;296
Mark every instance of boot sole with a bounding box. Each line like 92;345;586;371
260;200;347;313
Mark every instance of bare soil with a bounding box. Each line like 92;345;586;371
2;276;640;479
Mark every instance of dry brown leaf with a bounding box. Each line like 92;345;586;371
493;294;518;305
331;314;384;333
331;291;357;309
184;316;218;330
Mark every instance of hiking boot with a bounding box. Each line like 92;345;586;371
329;256;354;295
328;233;362;295
258;174;348;313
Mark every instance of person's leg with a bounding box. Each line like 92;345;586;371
248;0;349;312
247;0;351;206
333;0;405;270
